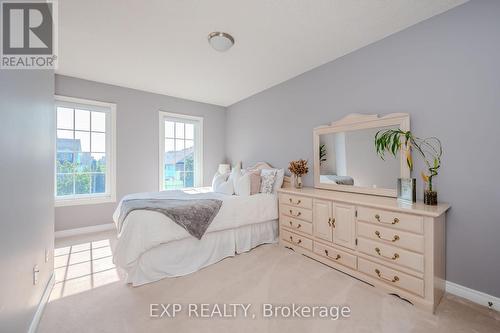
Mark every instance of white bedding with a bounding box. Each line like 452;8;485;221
112;187;278;270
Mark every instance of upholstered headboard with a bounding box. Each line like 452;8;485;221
247;162;291;188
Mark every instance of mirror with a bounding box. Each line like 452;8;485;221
314;114;410;197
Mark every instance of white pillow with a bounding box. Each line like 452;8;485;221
212;172;233;195
272;168;285;193
230;164;242;192
211;172;229;190
234;172;251;196
214;180;234;195
260;169;277;194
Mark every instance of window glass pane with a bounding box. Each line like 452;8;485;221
56;153;74;173
91;173;106;194
57;107;73;130
185;172;194;188
185;124;194;140
91;153;106;172
75;153;92;172
165;139;175;153
75;131;90;152
75;173;91;194
185;139;194;149
175;139;184;152
165;121;175;138
91;132;106;152
57;174;74;196
164;164;177;190
175;122;184;139
57;131;76;152
91;112;106;132
75;109;90;131
57;129;73;139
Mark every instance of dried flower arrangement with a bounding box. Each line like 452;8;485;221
288;159;309;176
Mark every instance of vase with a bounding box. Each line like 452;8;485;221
293;175;303;189
424;190;438;205
423;181;438;205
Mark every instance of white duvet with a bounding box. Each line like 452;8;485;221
112;187;279;269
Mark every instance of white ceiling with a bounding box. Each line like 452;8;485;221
57;0;467;107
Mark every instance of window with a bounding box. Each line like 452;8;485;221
55;96;116;206
159;111;203;190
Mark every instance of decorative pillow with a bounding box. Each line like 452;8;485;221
229;164;242;192
248;170;262;195
214;180;234;195
212;172;233;195
260;169;277;194
272;168;285;193
235;172;251;196
211;172;229;190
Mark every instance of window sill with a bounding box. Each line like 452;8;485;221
54;195;116;207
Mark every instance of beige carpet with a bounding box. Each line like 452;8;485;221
38;230;500;333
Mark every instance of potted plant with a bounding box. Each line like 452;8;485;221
374;129;442;205
288;159;309;189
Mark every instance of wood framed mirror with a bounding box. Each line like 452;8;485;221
313;113;410;197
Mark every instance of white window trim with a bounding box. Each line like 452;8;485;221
158;111;203;191
54;95;117;207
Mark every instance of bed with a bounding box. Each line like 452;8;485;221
112;162;287;286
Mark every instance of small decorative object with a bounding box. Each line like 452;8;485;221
319;144;327;165
288;159;309;189
375;129;443;205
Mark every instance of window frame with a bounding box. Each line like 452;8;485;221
54;95;117;207
158;111;203;191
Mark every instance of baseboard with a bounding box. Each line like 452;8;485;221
446;281;499;311
28;273;54;333
55;223;115;239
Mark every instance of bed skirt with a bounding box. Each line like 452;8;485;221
123;219;278;286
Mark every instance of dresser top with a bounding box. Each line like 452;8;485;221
278;186;450;218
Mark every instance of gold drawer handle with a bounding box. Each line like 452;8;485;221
375;269;399;283
328;217;335;228
289;198;302;205
375;247;399;260
289;236;302;244
288;221;301;229
375;231;400;242
374;214;399;225
324;249;340;260
289;209;301;217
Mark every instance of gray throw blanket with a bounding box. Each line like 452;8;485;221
118;198;223;239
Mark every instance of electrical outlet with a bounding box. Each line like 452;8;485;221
33;265;40;285
45;248;49;263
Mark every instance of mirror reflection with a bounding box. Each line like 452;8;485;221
319;126;400;190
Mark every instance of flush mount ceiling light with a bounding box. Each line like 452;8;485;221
208;32;235;52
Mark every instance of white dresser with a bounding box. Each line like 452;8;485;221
278;186;450;312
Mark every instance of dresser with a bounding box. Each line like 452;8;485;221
278;186;450;313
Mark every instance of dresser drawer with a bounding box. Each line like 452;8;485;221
357;222;424;253
358;258;424;296
280;204;313;222
357;238;424;273
281;229;313;251
280;214;312;235
314;242;357;270
279;193;312;209
357;206;423;234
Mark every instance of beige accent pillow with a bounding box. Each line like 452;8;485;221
248;170;262;195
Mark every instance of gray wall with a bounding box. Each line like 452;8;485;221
55;75;226;231
226;0;500;297
0;71;55;332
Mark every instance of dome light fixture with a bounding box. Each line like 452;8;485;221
208;32;235;52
